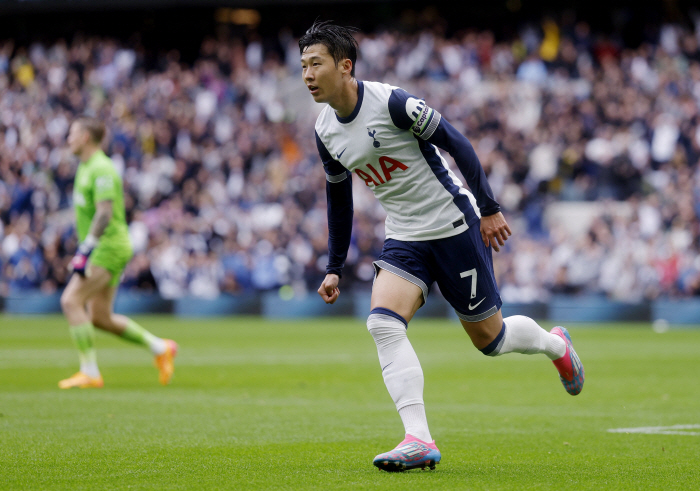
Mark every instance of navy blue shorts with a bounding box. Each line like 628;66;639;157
373;224;502;322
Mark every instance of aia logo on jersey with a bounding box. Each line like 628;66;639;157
354;156;408;187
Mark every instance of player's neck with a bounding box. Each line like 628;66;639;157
79;145;100;163
331;78;359;119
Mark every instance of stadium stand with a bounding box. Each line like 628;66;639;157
1;9;700;307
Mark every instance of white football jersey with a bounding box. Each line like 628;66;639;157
315;81;481;241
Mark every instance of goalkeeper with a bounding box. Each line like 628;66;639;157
58;116;177;389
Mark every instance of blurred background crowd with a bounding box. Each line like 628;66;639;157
1;7;700;302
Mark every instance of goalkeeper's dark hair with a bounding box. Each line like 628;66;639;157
299;20;359;77
75;116;105;144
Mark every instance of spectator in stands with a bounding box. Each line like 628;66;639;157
0;13;699;302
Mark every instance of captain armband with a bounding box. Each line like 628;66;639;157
406;97;442;140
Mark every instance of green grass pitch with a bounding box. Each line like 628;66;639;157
1;315;699;490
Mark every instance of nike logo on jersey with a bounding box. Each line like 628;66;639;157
336;148;347;159
381;361;394;372
468;298;485;310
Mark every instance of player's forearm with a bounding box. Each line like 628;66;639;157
71;201;112;275
428;119;501;216
88;200;113;240
326;179;353;277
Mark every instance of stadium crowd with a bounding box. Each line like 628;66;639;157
1;14;700;302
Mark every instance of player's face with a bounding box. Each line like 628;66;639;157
301;44;345;104
67;122;88;155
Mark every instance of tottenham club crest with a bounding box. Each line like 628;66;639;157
367;128;381;148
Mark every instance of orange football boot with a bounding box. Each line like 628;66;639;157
154;339;178;385
58;372;104;389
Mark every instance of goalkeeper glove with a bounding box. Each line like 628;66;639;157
71;235;98;277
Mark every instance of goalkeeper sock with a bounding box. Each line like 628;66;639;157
120;319;167;355
69;322;100;378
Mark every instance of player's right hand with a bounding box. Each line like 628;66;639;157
318;274;340;304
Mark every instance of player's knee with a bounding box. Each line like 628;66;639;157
90;313;112;330
60;290;79;314
470;324;494;342
367;308;408;344
91;315;106;329
477;321;507;357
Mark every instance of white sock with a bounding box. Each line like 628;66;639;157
367;312;431;440
80;361;100;378
147;336;167;355
398;404;432;443
495;315;566;360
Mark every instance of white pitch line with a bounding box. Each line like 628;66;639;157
607;424;700;436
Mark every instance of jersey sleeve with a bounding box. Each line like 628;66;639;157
388;87;500;216
91;165;117;203
316;131;353;278
426;118;501;217
388;88;442;140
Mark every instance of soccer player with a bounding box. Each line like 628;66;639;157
58;117;178;389
300;22;584;472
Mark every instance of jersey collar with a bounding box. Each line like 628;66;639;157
81;149;106;166
335;81;364;124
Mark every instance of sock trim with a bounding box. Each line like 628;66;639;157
369;307;407;327
480;321;506;356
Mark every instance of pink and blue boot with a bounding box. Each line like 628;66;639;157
373;434;441;472
551;327;584;395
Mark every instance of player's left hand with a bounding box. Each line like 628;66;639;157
480;212;511;252
70;251;90;276
70;238;97;276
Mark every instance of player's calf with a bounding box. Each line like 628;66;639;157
477;315;566;359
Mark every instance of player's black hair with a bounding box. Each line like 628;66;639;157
299;20;359;77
